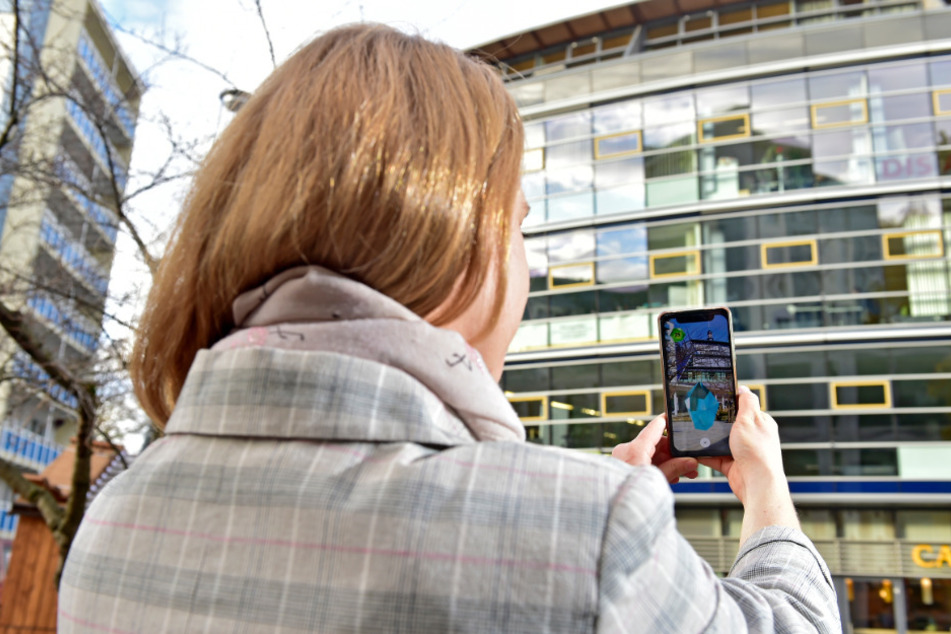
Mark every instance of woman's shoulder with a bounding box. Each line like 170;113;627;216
433;440;672;510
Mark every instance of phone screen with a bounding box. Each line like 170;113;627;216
658;308;737;457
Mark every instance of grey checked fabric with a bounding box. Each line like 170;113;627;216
59;347;840;633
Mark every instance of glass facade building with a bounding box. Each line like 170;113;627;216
472;1;951;631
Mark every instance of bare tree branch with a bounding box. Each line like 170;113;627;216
109;23;237;88
254;0;277;69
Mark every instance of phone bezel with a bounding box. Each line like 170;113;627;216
657;307;738;458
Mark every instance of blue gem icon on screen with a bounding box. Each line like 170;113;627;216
686;382;718;431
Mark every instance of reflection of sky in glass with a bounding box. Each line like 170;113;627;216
597;257;648;283
751;77;807;109
524;123;545;149
695;84;749;117
870;93;931;123
643;94;695;126
872;123;934;152
751;109;810;135
868;62;927;93
593;100;641;135
545;165;593;195
666;313;729;343
596;225;646;256
525;236;548;277
643;121;694;150
931;58;951;85
877;195;940;227
548;230;595;263
544;111;591;142
595;157;644;188
809;70;867;100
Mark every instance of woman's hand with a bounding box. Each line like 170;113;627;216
612;414;699;484
697;385;786;505
699;385;800;544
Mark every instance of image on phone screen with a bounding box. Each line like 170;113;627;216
659;309;737;456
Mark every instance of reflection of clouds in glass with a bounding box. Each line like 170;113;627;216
544;111;592;142
751;109;810;135
522;172;545;200
525;236;548;271
643;121;694;150
524;123;545;149
643;94;695;126
597;257;648;283
548;230;595;263
593;100;642;134
545;165;593;195
877;195;940;228
596;225;646;257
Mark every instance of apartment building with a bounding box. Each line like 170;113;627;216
0;0;138;580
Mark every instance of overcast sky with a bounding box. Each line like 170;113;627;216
92;0;625;289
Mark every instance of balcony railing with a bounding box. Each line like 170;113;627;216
27;292;99;353
0;509;18;540
65;98;128;191
11;353;79;411
0;425;63;473
39;210;109;296
58;157;119;244
77;32;135;138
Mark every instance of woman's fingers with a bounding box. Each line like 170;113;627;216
657;457;699;484
611;414;666;465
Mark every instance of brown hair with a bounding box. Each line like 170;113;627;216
131;24;524;425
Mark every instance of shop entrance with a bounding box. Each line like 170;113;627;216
839;576;951;633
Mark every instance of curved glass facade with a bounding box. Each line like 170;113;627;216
491;3;951;626
521;56;951;225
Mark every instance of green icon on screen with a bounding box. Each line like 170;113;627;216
671;328;685;342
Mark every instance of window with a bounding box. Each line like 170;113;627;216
934;89;951;116
508;395;548;422
522;148;544;173
882;230;944;260
745;384;767;409
595;130;642;159
549;262;595;289
831;380;892;409
649;250;701;278
601;390;651;417
761;239;818;268
811;99;868;128
697;114;750;142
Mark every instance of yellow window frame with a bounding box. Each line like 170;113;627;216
830;380;892;410
601;390;651;418
649;250;701;279
522;147;545;173
594;130;642;160
507;395;549;422
697;113;751;143
745;384;767;410
810;98;868;129
548;262;595;289
761;239;818;269
934;89;951;116
882;230;945;260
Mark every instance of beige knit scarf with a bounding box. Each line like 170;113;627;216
211;266;526;443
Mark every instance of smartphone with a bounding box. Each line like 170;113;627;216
658;307;738;457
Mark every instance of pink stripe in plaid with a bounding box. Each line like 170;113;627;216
86;517;596;576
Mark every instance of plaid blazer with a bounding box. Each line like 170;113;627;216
59;347;839;633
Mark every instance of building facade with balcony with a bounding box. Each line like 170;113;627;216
0;0;139;582
471;1;951;631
